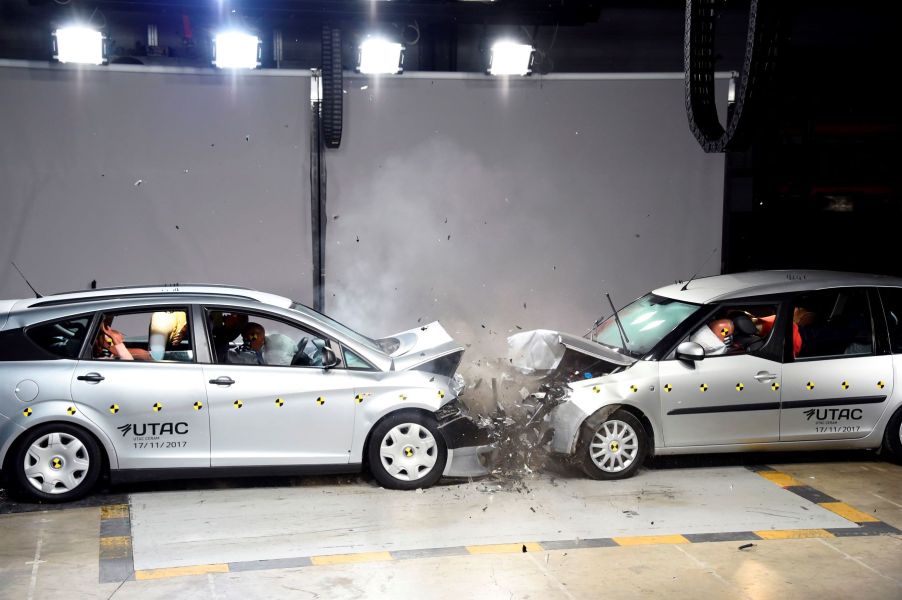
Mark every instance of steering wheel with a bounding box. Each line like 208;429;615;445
291;337;312;366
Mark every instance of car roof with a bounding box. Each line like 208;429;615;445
7;284;293;311
653;270;902;304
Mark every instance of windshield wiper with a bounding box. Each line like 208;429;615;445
605;293;630;352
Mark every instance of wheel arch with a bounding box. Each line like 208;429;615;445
2;419;113;483
361;407;438;468
580;403;657;458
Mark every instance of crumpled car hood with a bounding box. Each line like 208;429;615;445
509;329;634;376
381;321;465;374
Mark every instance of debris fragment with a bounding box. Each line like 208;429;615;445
134;179;143;186
521;545;527;553
738;543;755;551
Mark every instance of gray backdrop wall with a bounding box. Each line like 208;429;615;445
326;74;726;359
0;64;725;365
0;64;312;302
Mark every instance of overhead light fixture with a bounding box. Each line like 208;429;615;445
357;37;404;75
488;41;535;76
213;31;261;69
52;26;106;65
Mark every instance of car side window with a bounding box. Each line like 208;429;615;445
206;309;332;368
792;289;873;360
880;288;902;354
26;316;92;359
687;304;778;357
89;309;193;362
343;346;374;370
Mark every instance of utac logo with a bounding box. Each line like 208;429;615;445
117;422;189;437
803;408;862;421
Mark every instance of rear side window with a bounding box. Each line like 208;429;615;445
879;288;902;354
26;316;92;359
792;289;873;360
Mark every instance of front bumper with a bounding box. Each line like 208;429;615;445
547;400;589;455
435;399;496;477
443;444;496;477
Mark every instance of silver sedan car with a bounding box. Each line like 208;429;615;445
524;271;902;479
0;285;491;502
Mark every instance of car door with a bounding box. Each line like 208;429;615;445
659;301;783;446
780;288;893;441
202;307;358;467
71;306;210;469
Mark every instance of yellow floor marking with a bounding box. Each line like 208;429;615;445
755;529;834;540
612;534;690;546
100;504;129;520
756;471;800;487
311;551;394;566
466;543;544;554
135;564;229;580
819;502;880;523
99;536;131;549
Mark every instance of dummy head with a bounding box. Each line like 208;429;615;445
242;322;265;352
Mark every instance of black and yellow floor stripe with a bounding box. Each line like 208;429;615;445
98;502;136;583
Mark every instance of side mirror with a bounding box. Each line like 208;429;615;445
676;341;705;362
322;347;341;370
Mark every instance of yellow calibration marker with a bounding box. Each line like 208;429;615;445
771;382;780;391
66;406;77;415
23;407;33;417
233;400;243;409
663;384;673;393
806;381;815;390
593;385;601;393
437;390;445;399
736;382;745;392
110;404;120;414
152;403;163;412
316;397;325;406
877;380;885;389
841;381;850;390
629;384;638;393
275;398;285;408
355;394;365;404
399;394;408;401
193;401;203;411
699;383;709;393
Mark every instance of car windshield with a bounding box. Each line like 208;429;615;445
591;294;701;356
289;302;384;354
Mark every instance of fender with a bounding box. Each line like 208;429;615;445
0;400;120;470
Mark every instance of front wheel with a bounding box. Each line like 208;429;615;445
368;411;447;490
11;423;102;503
883;406;902;464
579;409;648;480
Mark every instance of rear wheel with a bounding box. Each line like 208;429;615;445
11;423;102;503
368;411;447;490
579;410;647;480
883;407;902;464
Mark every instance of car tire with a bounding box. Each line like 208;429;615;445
883;406;902;464
10;423;102;503
579;409;648;480
368;410;447;490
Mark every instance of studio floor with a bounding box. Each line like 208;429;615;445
1;453;901;599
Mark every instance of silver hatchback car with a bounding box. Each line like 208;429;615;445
530;271;902;479
0;285;490;502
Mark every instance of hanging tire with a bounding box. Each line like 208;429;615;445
11;423;102;503
579;409;648;480
368;410;447;490
883;406;902;464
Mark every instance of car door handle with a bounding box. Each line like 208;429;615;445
77;372;105;383
754;371;778;382
209;376;236;386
